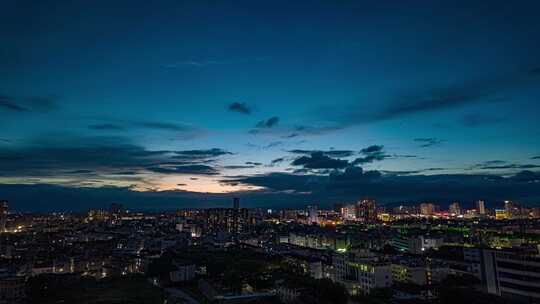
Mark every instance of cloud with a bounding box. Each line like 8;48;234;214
471;160;540;170
245;162;262;166
0;136;232;183
164;57;268;69
353;145;389;164
137;121;193;131
288;149;355;158
249;122;343;138
291;151;349;169
256;116;280;128
163;60;232;68
147;164;218;175
228;102;252;114
225;168;540;205
414;138;445;148
88;124;125;130
460;113;504;127
0;94;58;113
173;148;232;158
321;67;540;127
87;120;205;139
532;156;540;160
271;157;285;165
223;165;256;169
0;96;29;112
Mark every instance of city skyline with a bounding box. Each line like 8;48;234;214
2;0;540;211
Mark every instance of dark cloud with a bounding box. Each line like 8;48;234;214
472;160;540;170
0;96;30;112
264;141;283;149
512;170;540;182
322;67;540;127
245;161;262;166
87;120;205;139
414;138;445;148
147;164;218;175
225;168;540;205
249;123;342;138
0;94;58;113
288;149;355;158
88;124;125;130
223;165;255;169
174;148;232;158
228;102;252;114
256;116;280;128
137;121;193;131
66;169;94;174
291;125;343;136
291;151;349;169
353;145;389;164
271;157;285;165
460;114;504;127
532;156;540;160
0;136;231;181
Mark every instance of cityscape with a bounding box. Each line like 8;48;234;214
2;0;540;303
0;198;539;303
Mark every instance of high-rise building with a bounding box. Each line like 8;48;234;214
449;202;461;216
0;200;8;232
504;200;521;219
476;200;486;215
356;199;377;222
306;205;319;224
420;203;436;216
340;204;356;220
109;203;125;217
471;248;540;302
233;197;240;209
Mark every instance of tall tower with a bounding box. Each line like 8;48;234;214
476;200;486;215
449;202;461;216
356;199;377;222
306;205;318;224
233;197;240;209
0;200;8;233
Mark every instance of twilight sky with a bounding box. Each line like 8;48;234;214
1;0;540;211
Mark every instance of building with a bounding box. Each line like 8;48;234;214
0;201;8;233
495;209;507;220
472;248;540;302
340;204;356;221
0;275;25;303
391;258;449;286
476;200;486;215
420;203;436;216
205;207;249;234
280;209;298;221
333;251;392;295
169;262;196;282
356;199;377;223
449;202;461;216
504;201;521;219
392;235;443;254
233;197;240;209
306;205;319;225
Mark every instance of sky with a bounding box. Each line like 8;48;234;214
1;0;540;211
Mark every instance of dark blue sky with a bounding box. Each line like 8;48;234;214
1;0;540;211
